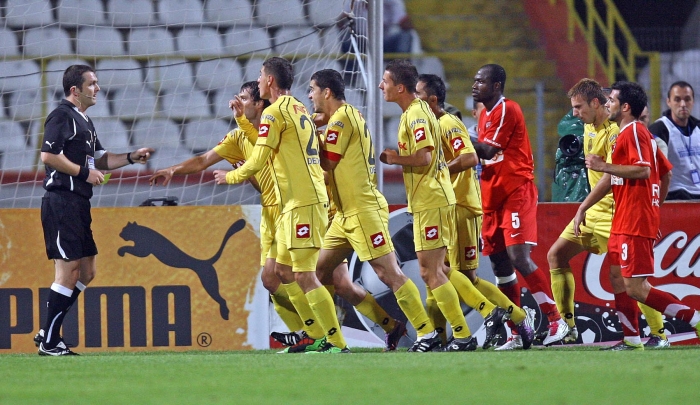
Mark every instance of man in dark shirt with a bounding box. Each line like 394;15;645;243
648;81;699;200
37;65;154;355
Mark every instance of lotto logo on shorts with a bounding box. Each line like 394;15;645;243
465;246;477;260
451;137;465;152
425;226;439;240
326;130;339;145
414;127;426;142
296;224;310;238
370;232;386;248
258;124;270;137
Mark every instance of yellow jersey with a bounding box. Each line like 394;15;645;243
322;103;387;217
257;95;328;213
396;98;456;213
439;112;482;216
213;119;277;208
584;119;618;217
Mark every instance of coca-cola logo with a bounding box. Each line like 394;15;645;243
584;231;700;302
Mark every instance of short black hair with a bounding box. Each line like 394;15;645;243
241;81;271;108
385;59;418;93
63;64;94;97
481;63;506;92
310;69;345;101
417;73;446;109
611;81;648;119
667;80;695;99
262;57;294;90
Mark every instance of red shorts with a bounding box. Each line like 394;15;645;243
608;233;655;277
481;181;538;256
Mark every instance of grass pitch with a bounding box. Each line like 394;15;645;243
2;346;698;404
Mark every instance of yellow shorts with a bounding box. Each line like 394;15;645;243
324;208;394;261
412;205;455;252
276;203;328;272
559;211;611;254
260;204;280;266
448;204;482;271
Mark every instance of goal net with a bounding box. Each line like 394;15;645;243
0;0;372;208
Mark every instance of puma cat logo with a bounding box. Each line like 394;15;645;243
117;219;246;320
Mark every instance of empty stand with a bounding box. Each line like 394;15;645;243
0;28;20;57
57;0;105;26
274;27;323;56
95;59;144;91
128;27;176;56
183;118;233;152
145;59;195;93
91;118;131;151
175;27;223;57
0;60;41;92
222;27;272;56
3;0;54;28
211;87;240;119
255;0;306;27
306;0;344;27
110;87;159;119
160;90;211;120
158;0;204;26
7;89;58;121
76;26;125;56
194;59;244;92
241;57;265;82
22;27;73;57
105;0;156;27
45;58;90;93
204;0;254;27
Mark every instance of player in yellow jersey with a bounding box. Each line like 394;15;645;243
379;59;507;351
213;57;348;353
147;82;321;347
548;78;667;349
307;68;441;351
415;74;536;350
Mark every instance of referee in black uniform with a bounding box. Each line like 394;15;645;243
37;65;154;355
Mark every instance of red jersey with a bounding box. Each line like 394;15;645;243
477;97;535;212
610;121;673;238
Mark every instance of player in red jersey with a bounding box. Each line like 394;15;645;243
471;64;568;349
586;81;700;348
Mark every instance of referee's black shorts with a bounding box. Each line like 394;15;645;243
41;190;98;261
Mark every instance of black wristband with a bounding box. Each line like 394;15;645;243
127;152;135;165
77;166;90;181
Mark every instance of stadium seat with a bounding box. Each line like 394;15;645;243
95;59;143;91
144;59;195;93
0;60;41;92
222;27;272;57
293;58;341;89
306;0;344;27
175;27;223;57
0;121;29;151
91;118;131;151
158;0;204;26
413;56;445;80
212;87;240;119
76;26;125;56
110;87;158;119
7;89;59;121
128;27;176;56
23;27;73;58
273;27;323;56
254;0;306;27
0;28;20;57
159;89;212;120
183;118;233;152
130;118;183;149
241;58;265;82
45;58;90;93
383;99;403;118
204;0;254;27
290;83;310;104
105;0;156;27
194;59;244;92
383;116;403;146
3;0;54;28
57;0;105;26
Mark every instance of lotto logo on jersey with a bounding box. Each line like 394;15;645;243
258;124;270;138
296;224;310;238
425;226;439;240
370;232;386;248
326;130;339;145
451;137;465;152
465;246;477;260
414;128;426;142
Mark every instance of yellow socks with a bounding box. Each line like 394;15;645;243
355;292;396;333
395;279;434;338
270;284;304;332
425;286;447;344
551;267;576;328
306;286;347;349
432;282;470;339
472;276;526;324
639;302;667;340
284;282;324;339
446;269;495;318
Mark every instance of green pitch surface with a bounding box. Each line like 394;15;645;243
2;346;698;404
